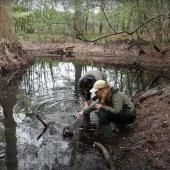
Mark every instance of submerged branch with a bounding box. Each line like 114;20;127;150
36;114;48;128
37;126;48;140
36;115;48;140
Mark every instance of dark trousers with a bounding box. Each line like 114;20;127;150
97;110;136;126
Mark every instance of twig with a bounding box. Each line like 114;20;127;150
36;115;48;128
37;126;48;140
153;44;169;55
36;115;48;140
93;142;115;170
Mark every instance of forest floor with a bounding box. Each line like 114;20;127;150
0;39;170;169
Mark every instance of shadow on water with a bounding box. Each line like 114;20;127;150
0;58;169;170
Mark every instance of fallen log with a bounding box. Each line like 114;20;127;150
93;141;115;170
46;46;75;57
132;87;163;105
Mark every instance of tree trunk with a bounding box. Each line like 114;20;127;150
0;0;13;39
99;22;103;33
74;0;83;36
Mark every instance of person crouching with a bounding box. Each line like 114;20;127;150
88;80;136;137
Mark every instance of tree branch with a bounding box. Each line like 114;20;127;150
76;14;165;42
101;6;116;33
36;114;48;128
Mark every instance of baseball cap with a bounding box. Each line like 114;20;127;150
90;80;107;94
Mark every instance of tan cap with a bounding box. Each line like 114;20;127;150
90;80;106;94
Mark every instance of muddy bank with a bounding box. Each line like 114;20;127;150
109;85;170;169
0;39;32;87
22;40;170;74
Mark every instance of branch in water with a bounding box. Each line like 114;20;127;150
36;114;48;140
36;115;48;128
37;127;48;140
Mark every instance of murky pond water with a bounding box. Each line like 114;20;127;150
0;58;167;170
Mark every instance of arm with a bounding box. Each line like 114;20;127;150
83;99;99;115
100;92;123;114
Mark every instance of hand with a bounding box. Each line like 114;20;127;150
84;101;90;107
95;104;103;110
77;111;84;119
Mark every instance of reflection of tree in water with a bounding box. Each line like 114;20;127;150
96;65;162;96
20;59;162;100
21;60;76;95
74;63;82;100
0;85;19;170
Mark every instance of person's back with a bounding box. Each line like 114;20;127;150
81;70;107;81
79;70;107;103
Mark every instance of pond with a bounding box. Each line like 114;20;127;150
0;58;168;170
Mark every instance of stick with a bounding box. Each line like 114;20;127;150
37;127;48;140
93;142;115;170
36;115;48;128
36;115;48;140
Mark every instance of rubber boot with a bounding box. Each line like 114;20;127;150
101;124;113;138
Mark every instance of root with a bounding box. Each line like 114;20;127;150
93;141;115;170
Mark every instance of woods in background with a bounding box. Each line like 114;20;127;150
0;0;170;42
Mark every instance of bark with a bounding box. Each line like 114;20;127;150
0;0;13;39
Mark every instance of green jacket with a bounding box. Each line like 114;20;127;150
83;88;135;115
101;89;135;114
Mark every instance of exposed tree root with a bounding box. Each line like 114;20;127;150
93;141;115;170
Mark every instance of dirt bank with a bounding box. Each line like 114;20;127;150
22;40;170;74
108;85;170;169
0;39;32;87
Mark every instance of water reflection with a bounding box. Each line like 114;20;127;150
0;58;165;170
0;86;19;170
